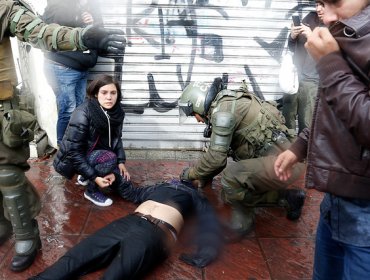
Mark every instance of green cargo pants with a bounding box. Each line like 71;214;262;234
221;155;306;206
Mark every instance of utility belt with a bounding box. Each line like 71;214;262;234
132;212;178;246
232;130;291;161
255;130;291;157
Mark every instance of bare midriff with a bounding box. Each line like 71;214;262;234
134;200;184;234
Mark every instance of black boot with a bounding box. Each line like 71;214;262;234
0;169;42;272
279;189;306;220
11;235;41;272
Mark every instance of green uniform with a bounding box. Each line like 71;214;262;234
187;88;305;211
0;0;106;271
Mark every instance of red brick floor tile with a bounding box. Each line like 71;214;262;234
259;237;315;280
42;180;89;203
38;202;91;235
255;206;314;238
82;201;136;234
144;244;203;280
205;238;271;280
305;189;325;206
0;237;14;269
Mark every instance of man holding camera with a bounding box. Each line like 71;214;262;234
0;0;125;272
178;79;306;240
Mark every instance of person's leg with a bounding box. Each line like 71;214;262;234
312;216;344;280
343;243;370;280
102;215;168;280
221;156;306;236
282;93;298;131
0;166;41;272
83;150;118;206
44;61;83;145
297;81;318;133
30;216;138;280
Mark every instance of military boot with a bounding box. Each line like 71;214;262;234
0;169;41;272
224;201;255;243
278;189;306;220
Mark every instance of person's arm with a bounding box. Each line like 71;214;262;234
179;192;222;268
114;124;126;165
317;52;370;147
4;1;125;53
65;107;97;181
186;109;236;180
306;27;370;147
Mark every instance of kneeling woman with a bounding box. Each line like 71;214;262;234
30;179;222;279
54;74;131;207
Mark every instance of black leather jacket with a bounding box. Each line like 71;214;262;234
54;100;126;181
290;6;370;199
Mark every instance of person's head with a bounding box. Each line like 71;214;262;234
87;75;122;110
315;1;325;22
315;0;369;26
178;78;224;124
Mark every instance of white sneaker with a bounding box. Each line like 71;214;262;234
77;175;89;186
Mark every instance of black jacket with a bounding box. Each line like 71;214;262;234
54;100;126;180
42;0;102;70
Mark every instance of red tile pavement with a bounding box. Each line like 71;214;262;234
0;157;323;280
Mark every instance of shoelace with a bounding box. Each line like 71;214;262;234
92;192;107;202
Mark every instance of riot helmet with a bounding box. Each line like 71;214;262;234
178;78;224;124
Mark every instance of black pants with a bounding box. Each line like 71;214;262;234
31;215;168;280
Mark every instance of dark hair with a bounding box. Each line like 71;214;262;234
315;0;339;4
86;74;122;102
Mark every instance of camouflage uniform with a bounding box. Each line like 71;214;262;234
180;81;306;236
0;0;121;272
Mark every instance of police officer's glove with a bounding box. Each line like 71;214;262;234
179;247;218;268
82;25;126;54
180;167;191;181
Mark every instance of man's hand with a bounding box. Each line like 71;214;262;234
291;23;312;40
305;27;340;61
274;150;299;181
82;25;126;54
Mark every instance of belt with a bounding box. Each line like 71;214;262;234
133;212;178;242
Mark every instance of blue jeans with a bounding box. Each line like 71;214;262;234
313;216;370;280
44;60;88;145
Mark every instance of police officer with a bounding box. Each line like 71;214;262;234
0;0;125;272
179;78;306;240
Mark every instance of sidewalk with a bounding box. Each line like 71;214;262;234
0;157;323;280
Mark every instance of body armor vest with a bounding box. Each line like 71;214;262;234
213;90;292;160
